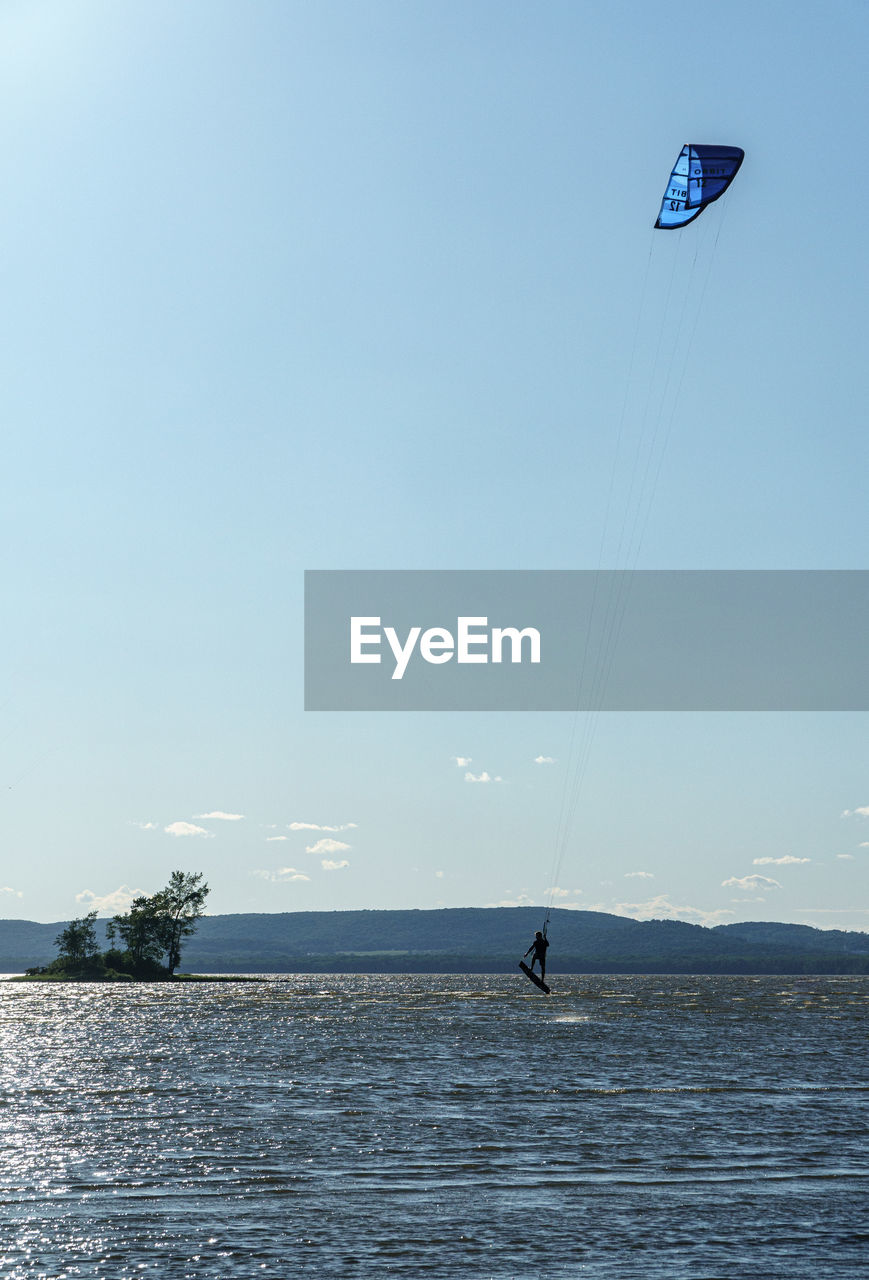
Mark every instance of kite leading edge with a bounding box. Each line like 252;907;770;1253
654;143;744;229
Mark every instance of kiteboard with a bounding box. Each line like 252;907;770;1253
519;961;550;995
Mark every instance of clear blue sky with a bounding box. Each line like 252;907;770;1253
2;0;867;928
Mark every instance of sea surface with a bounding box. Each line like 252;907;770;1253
0;974;866;1279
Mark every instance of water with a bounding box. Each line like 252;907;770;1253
0;974;866;1278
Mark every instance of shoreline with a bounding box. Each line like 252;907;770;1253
7;973;266;984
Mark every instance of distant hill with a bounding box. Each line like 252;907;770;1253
1;908;868;975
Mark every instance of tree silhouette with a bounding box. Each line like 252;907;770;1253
108;896;167;968
153;871;210;975
54;911;100;966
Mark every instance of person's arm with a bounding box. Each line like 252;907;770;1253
523;944;533;957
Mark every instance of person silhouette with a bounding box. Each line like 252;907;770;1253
524;930;549;981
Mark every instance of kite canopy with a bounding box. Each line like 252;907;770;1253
655;144;744;229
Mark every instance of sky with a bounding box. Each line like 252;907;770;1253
2;0;868;929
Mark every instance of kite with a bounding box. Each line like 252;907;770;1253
655;144;744;229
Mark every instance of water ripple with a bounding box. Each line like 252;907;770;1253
0;974;866;1277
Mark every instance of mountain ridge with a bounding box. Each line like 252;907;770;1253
1;907;867;974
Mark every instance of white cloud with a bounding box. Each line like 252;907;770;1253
752;856;810;866
435;870;444;879
305;837;351;855
0;886;22;898
534;755;556;765
130;820;158;830
266;835;288;842
860;843;869;848
75;884;142;915
842;807;869;818
547;886;582;898
253;867;311;883
289;821;358;832
196;811;244;821
624;871;654;879
321;859;350;871
486;893;536;907
837;854;855;860
611;894;735;926
464;771;503;783
164;821;213;838
453;756;472;767
721;874;782;891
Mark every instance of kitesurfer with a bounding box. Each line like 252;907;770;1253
524;930;549;982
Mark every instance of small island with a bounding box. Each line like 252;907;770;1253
15;870;254;983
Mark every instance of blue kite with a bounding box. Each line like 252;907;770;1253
655;144;744;229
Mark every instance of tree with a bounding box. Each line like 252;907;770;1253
50;872;209;980
153;871;209;975
55;911;100;966
109;896;167;968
